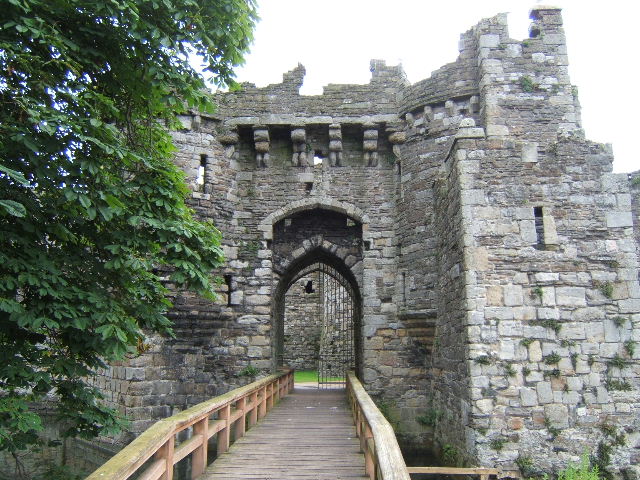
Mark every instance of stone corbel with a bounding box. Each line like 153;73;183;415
424;105;434;122
218;129;239;159
469;96;479;114
191;114;202;132
291;126;308;167
328;123;343;167
445;100;456;116
253;126;270;168
363;123;378;167
386;125;406;159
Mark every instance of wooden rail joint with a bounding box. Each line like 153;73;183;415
86;369;294;480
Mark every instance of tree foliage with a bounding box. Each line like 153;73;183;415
0;0;258;452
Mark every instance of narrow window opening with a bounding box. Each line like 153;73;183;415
304;280;315;294
197;154;207;189
363;240;371;251
305;182;313;192
224;274;233;307
534;206;544;247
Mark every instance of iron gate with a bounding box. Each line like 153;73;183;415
317;263;355;388
286;262;355;388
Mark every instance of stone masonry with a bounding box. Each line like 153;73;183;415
89;6;640;477
283;272;322;370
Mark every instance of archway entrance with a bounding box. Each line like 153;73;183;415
281;261;357;387
270;208;363;387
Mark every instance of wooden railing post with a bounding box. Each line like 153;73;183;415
217;404;230;454
364;424;374;480
275;377;281;403
235;397;246;439
259;385;267;419
249;391;258;426
191;417;208;479
266;383;273;410
155;436;175;480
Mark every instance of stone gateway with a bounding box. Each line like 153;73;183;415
87;6;639;477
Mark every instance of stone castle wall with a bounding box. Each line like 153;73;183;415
283;272;322;370
455;9;639;471
88;5;639;477
632;171;640;254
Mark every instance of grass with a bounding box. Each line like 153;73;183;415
294;370;318;382
294;370;344;383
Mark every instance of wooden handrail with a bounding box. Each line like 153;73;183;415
86;369;294;480
346;371;411;480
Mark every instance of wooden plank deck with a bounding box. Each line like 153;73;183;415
201;385;367;480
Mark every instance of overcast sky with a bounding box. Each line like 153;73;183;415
229;1;638;173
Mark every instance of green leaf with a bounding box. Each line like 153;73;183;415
0;164;29;185
0;200;27;217
78;195;91;208
97;205;113;221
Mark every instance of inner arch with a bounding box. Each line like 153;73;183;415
273;251;362;386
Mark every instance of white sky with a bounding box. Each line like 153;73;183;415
231;0;638;173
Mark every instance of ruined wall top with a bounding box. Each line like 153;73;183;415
209;4;574;142
214;59;407;125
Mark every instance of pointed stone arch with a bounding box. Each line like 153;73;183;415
272;235;363;291
272;247;363;380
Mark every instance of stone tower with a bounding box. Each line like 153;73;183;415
89;6;639;476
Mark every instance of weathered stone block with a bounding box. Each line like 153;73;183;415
537;381;553;404
522;142;538;163
479;34;500;48
520;387;538;407
544;404;569;427
503;284;524;306
486;124;509;136
529;341;543;362
606;211;633;228
555;287;586;307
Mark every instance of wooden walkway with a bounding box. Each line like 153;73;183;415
201;385;367;480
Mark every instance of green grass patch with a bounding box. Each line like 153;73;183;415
293;370;344;383
294;370;318;383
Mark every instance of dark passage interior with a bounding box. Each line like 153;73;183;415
271;209;363;386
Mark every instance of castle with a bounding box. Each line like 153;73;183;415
84;5;639;476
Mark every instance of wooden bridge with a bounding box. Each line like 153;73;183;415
86;370;499;480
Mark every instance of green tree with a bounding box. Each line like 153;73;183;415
0;0;257;453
